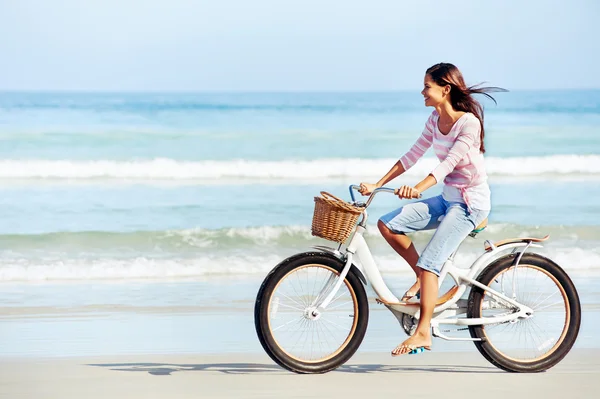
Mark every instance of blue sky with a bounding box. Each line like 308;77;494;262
0;0;598;91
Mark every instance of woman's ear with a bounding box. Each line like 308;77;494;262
444;85;451;96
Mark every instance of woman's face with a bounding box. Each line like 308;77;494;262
421;75;448;107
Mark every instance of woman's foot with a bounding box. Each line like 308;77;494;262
391;330;432;356
400;280;420;301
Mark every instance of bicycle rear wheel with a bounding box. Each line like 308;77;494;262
254;252;369;374
467;253;581;372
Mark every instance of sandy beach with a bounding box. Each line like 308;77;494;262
1;350;598;399
0;275;598;398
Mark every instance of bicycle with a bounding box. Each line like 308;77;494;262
254;185;581;374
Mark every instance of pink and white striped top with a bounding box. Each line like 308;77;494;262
400;110;491;211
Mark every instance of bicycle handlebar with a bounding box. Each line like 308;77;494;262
349;184;422;209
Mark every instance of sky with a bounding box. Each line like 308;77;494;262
0;0;598;91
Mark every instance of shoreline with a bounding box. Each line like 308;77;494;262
1;273;599;358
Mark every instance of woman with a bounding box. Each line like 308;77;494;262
359;63;504;356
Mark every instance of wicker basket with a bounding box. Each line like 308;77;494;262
311;191;364;243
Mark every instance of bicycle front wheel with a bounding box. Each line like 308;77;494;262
467;253;581;372
254;252;369;374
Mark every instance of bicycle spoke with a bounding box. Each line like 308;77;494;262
276;291;306;309
326;297;353;310
531;290;560;310
272;316;305;332
320;316;351;330
533;300;566;312
275;302;306;312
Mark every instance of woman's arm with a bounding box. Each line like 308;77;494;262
399;114;435;171
396;173;437;199
359;160;406;195
414;174;437;193
375;160;407;187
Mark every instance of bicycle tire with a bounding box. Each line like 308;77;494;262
467;253;581;372
254;252;369;374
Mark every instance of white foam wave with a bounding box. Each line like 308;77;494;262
0;155;598;181
0;247;598;282
168;225;314;247
161;224;600;247
0;256;282;282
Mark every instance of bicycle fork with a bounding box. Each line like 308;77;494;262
309;253;355;315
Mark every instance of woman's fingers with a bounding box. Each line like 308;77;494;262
359;182;376;196
358;183;367;195
396;186;407;198
396;186;420;199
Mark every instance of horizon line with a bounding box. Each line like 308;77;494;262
1;87;599;94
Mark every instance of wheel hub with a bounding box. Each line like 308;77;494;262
304;307;322;320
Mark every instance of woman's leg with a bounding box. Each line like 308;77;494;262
377;220;421;295
377;196;446;297
390;269;437;354
392;204;489;355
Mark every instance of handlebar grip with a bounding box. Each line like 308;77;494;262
393;188;422;199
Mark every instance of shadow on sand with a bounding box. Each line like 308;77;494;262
87;362;500;376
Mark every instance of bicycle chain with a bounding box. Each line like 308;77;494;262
440;320;510;333
440;327;469;332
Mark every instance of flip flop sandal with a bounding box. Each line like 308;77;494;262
401;290;421;302
391;345;431;357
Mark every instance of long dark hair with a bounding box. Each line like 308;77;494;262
426;63;507;153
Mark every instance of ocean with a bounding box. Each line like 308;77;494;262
1;90;599;357
0;90;599;281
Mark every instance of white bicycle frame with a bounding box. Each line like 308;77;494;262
314;185;539;342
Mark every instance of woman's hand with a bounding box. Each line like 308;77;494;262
358;182;378;196
395;185;421;199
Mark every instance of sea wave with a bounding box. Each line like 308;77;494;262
0;247;598;282
1;223;598;256
1;222;598;281
0;155;598;181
